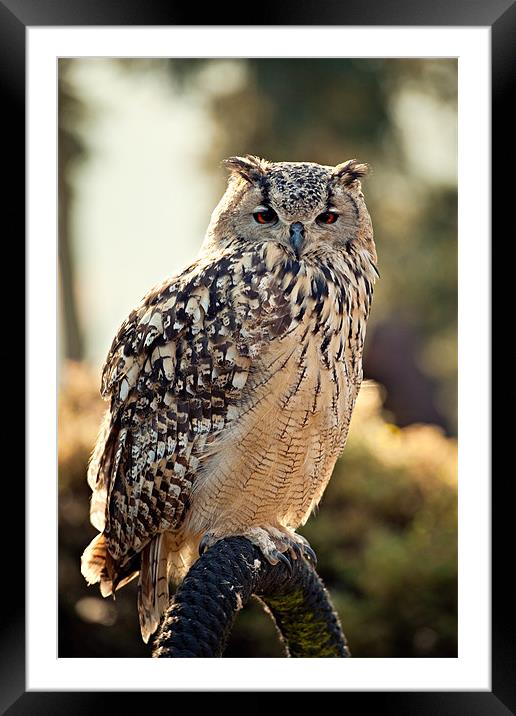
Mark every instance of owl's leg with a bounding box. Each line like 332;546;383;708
199;526;317;569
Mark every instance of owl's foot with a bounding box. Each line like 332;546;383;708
263;527;317;567
199;526;317;569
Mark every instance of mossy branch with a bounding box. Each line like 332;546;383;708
152;536;349;658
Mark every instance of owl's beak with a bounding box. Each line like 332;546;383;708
289;222;305;258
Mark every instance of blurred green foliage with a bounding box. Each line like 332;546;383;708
59;363;456;658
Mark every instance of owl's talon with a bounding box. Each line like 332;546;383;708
199;533;213;556
289;542;302;560
291;533;317;565
288;539;317;565
302;544;318;566
272;550;293;573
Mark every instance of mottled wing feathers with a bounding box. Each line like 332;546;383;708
89;243;299;571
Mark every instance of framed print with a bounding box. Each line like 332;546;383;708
3;0;510;711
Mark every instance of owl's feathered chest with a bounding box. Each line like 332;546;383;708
233;241;374;375
186;242;375;534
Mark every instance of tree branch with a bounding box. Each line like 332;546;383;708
152;536;349;658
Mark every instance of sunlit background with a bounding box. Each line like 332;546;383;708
58;58;457;658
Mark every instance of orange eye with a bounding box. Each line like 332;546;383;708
317;211;339;225
253;207;278;224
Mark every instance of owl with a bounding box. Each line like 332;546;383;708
81;155;378;642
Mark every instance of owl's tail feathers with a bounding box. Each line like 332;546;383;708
80;532;114;598
138;534;170;644
82;531;171;642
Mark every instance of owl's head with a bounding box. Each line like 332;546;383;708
205;155;376;263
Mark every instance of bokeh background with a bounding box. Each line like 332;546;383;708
58;58;457;658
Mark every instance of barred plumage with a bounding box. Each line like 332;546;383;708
81;155;378;642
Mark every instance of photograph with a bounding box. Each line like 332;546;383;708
57;57;458;659
0;0;506;700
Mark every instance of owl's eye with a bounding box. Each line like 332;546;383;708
253;207;278;225
317;211;339;225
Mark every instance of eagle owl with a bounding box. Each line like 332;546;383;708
81;155;378;642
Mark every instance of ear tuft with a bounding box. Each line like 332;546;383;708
333;159;370;186
222;155;268;183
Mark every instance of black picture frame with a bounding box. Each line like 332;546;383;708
5;0;507;711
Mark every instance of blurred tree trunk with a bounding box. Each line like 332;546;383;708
58;60;84;361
